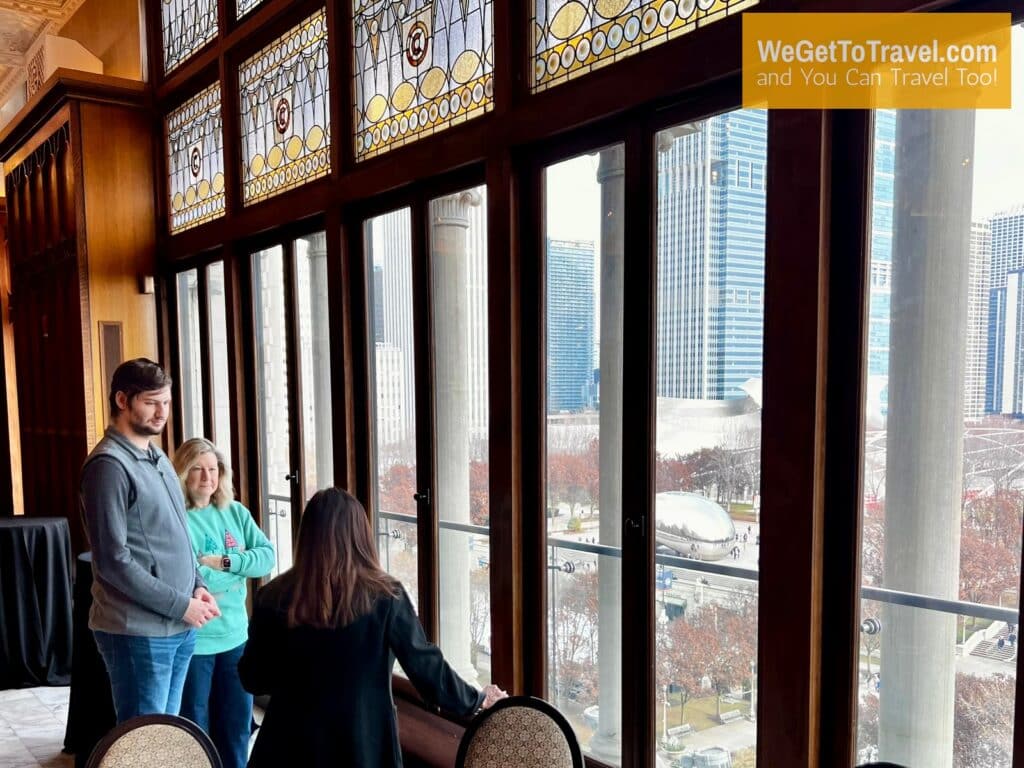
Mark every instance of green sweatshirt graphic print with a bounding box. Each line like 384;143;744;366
185;501;275;655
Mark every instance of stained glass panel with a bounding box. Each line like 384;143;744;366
532;0;758;92
161;0;218;74
239;9;330;206
236;0;266;21
166;83;225;234
353;0;493;161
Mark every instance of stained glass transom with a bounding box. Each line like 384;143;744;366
239;9;331;206
237;0;266;20
166;83;225;234
161;0;218;73
532;0;758;92
353;0;493;161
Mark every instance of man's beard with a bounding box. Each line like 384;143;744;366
130;418;164;437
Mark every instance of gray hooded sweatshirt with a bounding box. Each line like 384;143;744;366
81;427;206;636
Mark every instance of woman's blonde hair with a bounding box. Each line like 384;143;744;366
172;437;235;510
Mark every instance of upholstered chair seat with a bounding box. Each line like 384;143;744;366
456;696;583;768
86;715;222;768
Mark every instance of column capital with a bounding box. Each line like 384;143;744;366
432;190;481;230
305;230;328;258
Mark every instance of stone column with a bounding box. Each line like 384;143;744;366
306;232;334;490
590;146;624;761
878;110;975;768
432;191;481;686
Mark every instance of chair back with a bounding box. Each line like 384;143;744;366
456;696;583;768
85;714;223;768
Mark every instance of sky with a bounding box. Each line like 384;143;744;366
545;22;1024;242
971;23;1024;220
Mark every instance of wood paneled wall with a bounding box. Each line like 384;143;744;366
0;78;157;551
0;199;21;517
78;102;158;444
59;0;143;81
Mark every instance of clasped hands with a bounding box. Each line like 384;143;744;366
183;586;221;628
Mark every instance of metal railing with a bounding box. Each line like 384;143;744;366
375;512;1021;627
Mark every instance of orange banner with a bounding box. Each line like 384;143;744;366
742;13;1012;109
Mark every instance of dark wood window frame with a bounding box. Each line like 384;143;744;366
150;1;1024;767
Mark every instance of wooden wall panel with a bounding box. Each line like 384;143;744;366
0;200;21;517
58;0;143;81
78;102;158;447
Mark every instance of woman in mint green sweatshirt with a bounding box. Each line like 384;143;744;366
174;437;275;768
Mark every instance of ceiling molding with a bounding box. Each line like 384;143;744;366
0;52;26;68
0;0;65;19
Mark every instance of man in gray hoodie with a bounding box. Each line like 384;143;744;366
81;358;220;722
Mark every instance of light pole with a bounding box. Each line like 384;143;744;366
750;659;757;722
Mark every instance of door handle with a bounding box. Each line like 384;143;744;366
413;490;431;505
284;471;298;483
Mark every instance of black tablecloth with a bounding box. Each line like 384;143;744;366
64;552;116;766
0;516;73;688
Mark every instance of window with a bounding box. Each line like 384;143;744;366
208;261;233;468
545;149;622;760
176;268;204;440
532;0;758;92
367;209;420;608
655;111;764;766
430;186;491;685
166;83;225;234
161;0;217;73
353;1;494;160
238;9;330;206
856;25;1024;766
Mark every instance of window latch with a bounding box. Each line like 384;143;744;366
626;517;644;536
413;489;431;505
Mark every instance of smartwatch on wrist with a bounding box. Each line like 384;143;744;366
221;556;231;572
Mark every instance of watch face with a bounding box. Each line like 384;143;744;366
222;556;231;570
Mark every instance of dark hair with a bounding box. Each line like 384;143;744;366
109;358;173;417
287;488;398;629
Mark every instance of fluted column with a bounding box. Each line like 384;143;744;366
591;146;624;761
432;191;481;686
306;232;334;490
878;110;975;768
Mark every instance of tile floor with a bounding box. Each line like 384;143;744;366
0;687;74;768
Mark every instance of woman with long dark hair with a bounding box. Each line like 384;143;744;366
238;488;506;767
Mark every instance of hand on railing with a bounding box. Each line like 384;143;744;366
480;684;508;710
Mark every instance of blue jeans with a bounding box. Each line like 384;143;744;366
180;642;252;768
93;630;197;723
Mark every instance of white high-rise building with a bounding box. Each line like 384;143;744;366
964;221;991;419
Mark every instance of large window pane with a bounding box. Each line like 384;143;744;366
295;232;334;498
239;9;330;206
367;209;419;610
253;246;294;576
161;0;217;73
431;186;491;686
166;83;225;234
207;261;232;469
654;110;764;767
545;149;622;763
352;2;494;160
531;0;758;93
856;25;1024;767
176;269;203;440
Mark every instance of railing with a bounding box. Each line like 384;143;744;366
376;511;1022;628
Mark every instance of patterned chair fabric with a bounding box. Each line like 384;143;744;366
456;696;583;768
86;715;222;768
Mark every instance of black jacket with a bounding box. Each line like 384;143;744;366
238;575;483;768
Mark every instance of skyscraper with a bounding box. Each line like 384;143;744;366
964;222;991;419
868;110;895;385
655;109;767;400
987;207;1024;414
547;238;595;412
